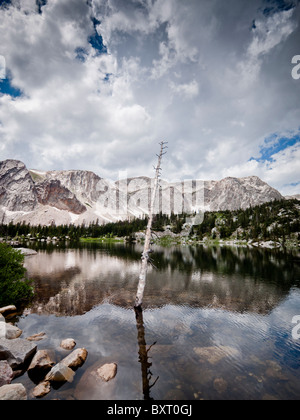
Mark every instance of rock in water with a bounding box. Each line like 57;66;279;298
96;363;118;382
0;338;37;370
45;363;75;383
61;348;88;369
213;377;228;394
32;381;51;398
193;346;239;365
74;361;118;400
28;350;55;377
26;332;47;342
60;338;76;350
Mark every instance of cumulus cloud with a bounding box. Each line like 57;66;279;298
0;0;299;195
169;80;199;99
222;142;300;196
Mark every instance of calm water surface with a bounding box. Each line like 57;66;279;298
15;242;300;400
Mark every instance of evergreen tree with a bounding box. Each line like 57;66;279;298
0;244;34;307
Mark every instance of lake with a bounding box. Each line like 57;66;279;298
14;242;300;400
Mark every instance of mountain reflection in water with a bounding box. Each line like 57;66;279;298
17;242;300;400
24;243;300;316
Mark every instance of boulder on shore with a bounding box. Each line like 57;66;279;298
0;306;17;315
0;361;14;386
0;320;23;340
0;337;37;370
0;383;27;400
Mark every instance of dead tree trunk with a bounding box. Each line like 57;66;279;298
134;141;168;309
134;306;159;399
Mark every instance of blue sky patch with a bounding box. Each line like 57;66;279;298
75;17;107;62
0;0;12;9
88;16;107;55
88;32;107;55
0;78;22;97
250;132;300;163
36;0;47;14
262;0;299;16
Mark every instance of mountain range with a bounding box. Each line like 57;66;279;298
0;159;286;226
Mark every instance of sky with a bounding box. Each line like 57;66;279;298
0;0;299;196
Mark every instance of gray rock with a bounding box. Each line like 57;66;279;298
61;348;88;369
96;363;118;382
4;324;23;340
0;337;37;370
28;350;55;375
60;338;76;350
0;319;5;338
45;363;75;383
0;361;14;386
0;383;27;400
32;381;51;398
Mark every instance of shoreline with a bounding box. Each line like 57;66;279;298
1;234;299;251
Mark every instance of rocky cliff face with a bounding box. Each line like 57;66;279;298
0;160;37;213
35;179;87;215
0;159;285;226
204;176;283;211
43;170;103;204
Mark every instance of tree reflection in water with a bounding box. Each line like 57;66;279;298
135;306;159;400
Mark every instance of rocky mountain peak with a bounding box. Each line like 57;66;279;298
42;169;103;204
0;159;286;226
0;159;37;213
